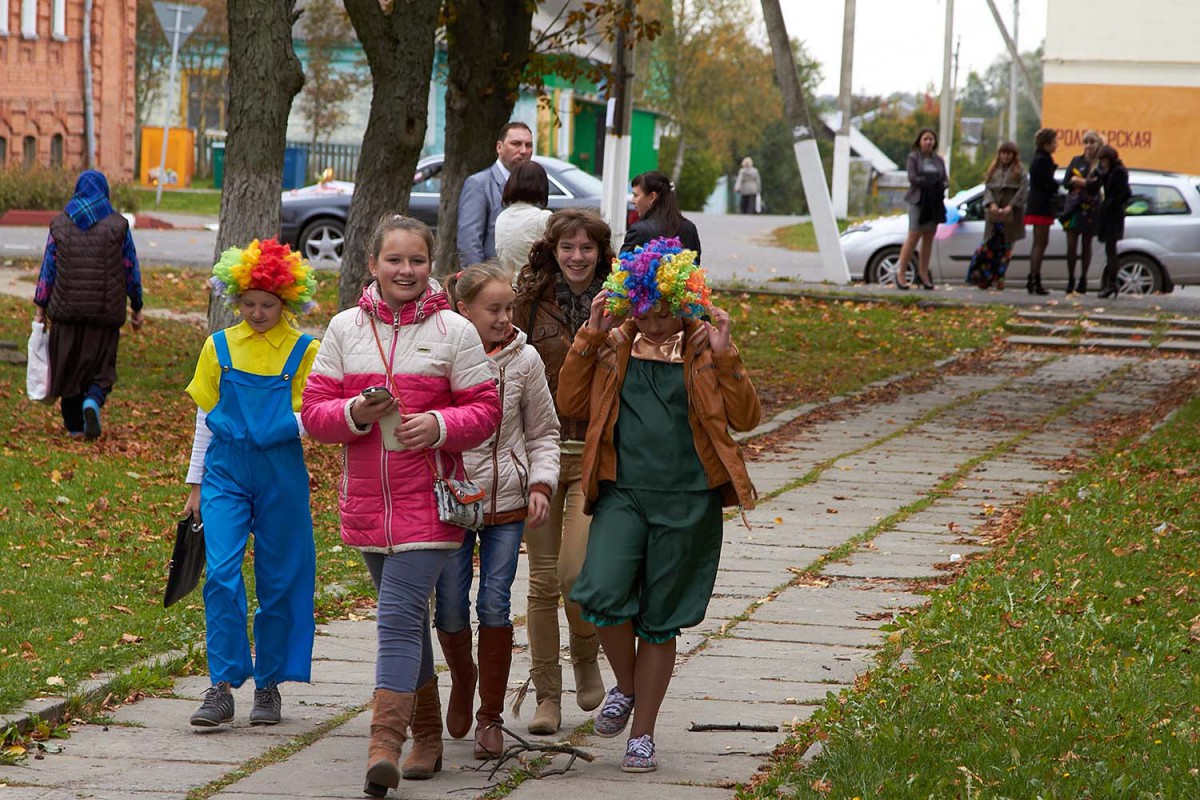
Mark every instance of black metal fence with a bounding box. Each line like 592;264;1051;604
193;132;362;184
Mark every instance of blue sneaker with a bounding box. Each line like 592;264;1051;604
82;398;101;440
593;686;634;738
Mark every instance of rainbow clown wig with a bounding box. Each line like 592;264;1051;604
603;236;711;319
210;238;317;315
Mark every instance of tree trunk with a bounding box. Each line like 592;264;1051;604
434;0;534;276
337;0;441;310
207;0;304;332
670;133;686;184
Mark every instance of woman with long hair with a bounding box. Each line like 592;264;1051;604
1061;131;1104;294
1025;127;1060;295
1095;145;1132;299
966;142;1027;290
895;128;947;290
512;208;614;734
622;171;702;260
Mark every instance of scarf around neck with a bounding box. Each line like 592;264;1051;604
555;272;606;337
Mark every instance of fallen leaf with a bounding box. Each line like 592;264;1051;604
45;676;65;687
109;605;133;615
118;633;143;645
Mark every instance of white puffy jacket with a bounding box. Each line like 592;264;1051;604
464;327;560;521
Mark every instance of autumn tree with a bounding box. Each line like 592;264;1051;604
296;0;365;159
135;0;169;131
208;0;305;331
336;0;441;309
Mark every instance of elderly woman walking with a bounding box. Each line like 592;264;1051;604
734;157;761;215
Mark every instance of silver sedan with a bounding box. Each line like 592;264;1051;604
841;169;1200;294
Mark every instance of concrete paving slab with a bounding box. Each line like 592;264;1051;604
729;620;882;648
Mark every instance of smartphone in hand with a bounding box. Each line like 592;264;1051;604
361;385;392;403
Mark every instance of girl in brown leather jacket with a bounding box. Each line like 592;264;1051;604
557;238;760;773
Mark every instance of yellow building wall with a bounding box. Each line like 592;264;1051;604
1044;83;1200;174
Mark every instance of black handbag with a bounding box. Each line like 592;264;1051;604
164;514;206;608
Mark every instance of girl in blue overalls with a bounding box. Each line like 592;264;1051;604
181;238;320;728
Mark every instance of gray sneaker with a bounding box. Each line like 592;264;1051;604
250;684;282;726
190;682;235;727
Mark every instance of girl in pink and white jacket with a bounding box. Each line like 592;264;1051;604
301;215;500;797
437;262;560;760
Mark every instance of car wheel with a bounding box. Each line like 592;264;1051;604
1116;253;1163;296
299;218;345;270
866;246;916;286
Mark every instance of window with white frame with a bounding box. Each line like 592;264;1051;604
0;0;11;36
21;0;36;38
52;0;65;39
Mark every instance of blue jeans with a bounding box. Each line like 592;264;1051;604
434;521;524;631
370;549;450;693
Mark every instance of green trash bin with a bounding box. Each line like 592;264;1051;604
211;141;226;189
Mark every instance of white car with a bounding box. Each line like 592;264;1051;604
841;169;1200;294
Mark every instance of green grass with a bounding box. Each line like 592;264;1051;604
0;290;1005;715
745;398;1200;800
771;219;858;251
134;188;221;217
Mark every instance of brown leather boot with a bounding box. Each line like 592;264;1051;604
569;632;605;711
363;688;414;797
437;627;477;739
401;677;443;780
474;625;514;759
526;664;562;735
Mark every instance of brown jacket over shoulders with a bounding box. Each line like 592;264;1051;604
516;281;589;442
557;318;761;513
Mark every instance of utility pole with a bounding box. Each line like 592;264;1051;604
759;0;850;284
983;0;1041;123
600;0;636;243
938;0;954;173
1008;0;1019;141
831;0;856;219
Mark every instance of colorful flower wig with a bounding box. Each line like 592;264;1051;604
603;236;711;319
210;238;317;315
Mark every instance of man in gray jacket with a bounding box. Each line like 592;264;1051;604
457;122;534;267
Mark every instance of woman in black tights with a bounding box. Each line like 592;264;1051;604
1024;128;1059;296
1096;145;1131;299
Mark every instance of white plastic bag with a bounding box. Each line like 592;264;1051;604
27;320;53;404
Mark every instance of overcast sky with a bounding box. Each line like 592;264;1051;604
778;0;1048;98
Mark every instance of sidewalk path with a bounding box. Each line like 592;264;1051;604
1;349;1195;799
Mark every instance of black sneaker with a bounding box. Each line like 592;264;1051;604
190;681;235;727
250;683;282;726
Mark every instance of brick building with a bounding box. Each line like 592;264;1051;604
0;0;137;178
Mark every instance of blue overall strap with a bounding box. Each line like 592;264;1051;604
213;330;233;371
279;333;314;382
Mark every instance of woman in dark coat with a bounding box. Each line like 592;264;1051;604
896;128;948;290
622;171;702;262
32;170;144;440
966;142;1027;290
1061;130;1104;294
1024;128;1059;296
1096;145;1132;299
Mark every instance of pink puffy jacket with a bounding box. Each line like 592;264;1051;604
302;282;501;553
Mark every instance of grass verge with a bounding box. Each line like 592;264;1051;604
134;188;221;217
744;394;1200;799
771;219;857;251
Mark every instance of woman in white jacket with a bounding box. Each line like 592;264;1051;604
426;261;561;765
494;161;552;280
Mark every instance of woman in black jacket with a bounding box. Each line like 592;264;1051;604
1024;127;1060;296
622;171;702;262
1096;145;1132;299
1061;130;1104;294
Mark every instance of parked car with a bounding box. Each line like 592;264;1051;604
841;169;1200;294
279;154;608;270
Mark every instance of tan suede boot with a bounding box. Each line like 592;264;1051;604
363;688;414;797
474;625;514;759
437;627;477;739
569;632;605;711
401;677;443;780
526;664;562;735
